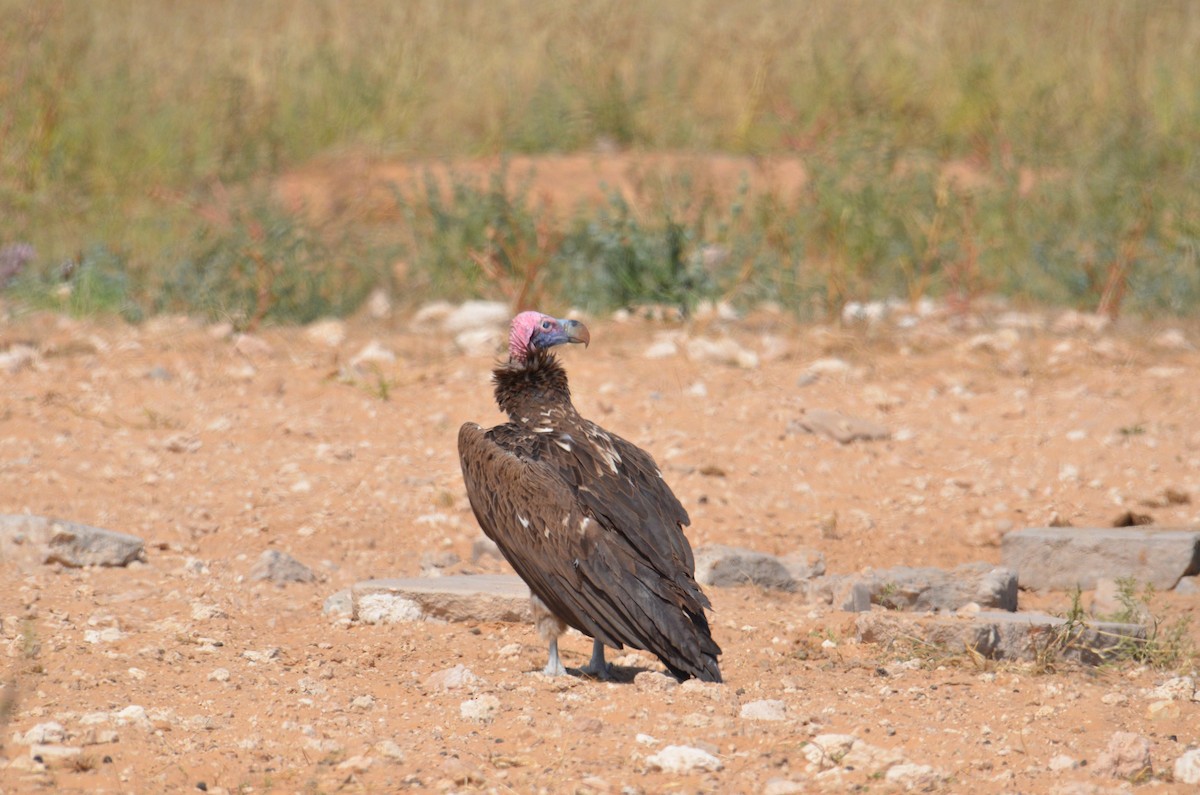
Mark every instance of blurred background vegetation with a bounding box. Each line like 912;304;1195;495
1;0;1198;324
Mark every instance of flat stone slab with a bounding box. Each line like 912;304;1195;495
856;610;1148;665
0;515;145;569
810;562;1017;613
694;544;825;591
789;409;890;444
1002;527;1200;591
325;574;532;624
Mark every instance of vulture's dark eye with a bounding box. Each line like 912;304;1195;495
541;320;553;330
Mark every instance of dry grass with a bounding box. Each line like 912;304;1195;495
1;0;1198;317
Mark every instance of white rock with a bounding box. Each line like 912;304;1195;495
411;300;455;326
1094;731;1152;779
350;695;375;710
636;733;659;746
454;328;503;357
442;300;509;331
375;739;406;762
1153;328;1192;351
208;668;231;682
740;699;787;721
645;744;723;774
113;705;151;729
459;694;500;723
763;779;808;795
805;357;852;376
1145;676;1195;702
644;339;679;359
885;762;940;789
366;288;392;319
1175;749;1200;785
634;671;679;692
685;336;759;369
350;340;395;368
965;329;1020;353
336;754;374;773
0;344;37;374
303;318;347;348
83;626;123;644
190;602;226;621
20;722;66;745
424;664;479;691
803;734;858;769
1048;754;1079;771
241;648;281;663
844;740;905;774
233;333;273;358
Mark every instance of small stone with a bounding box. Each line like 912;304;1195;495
1152;328;1192;351
190;602;226;621
375;739;406;762
336;754;374;773
366;288;392;319
303;319;347;348
763;779;808;795
644;339;679;359
84;626;123;643
803;735;857;769
685;336;759;369
20;722;66;745
0;344;38;373
350;340;395;369
442;300;509;331
634;671;679;692
1146;700;1180;720
350;695;375;711
241;648;280;663
249;549;316;584
459;695;500;723
790;409;889;444
1094;731;1152;780
207;668;230;683
113;705;151;729
1048;754;1079;771
805;357;851;376
1174;749;1200;786
233;333;273;358
1145;676;1195;702
885;762;940;789
425;664;479;691
740;699;787;721
454;328;503;357
645;744;723;774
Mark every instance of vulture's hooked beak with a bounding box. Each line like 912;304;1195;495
562;318;590;348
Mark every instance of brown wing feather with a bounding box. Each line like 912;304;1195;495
458;421;721;681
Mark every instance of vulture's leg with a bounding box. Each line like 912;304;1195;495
578;638;612;680
543;637;567;676
532;596;567;676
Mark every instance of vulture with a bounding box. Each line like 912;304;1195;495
458;311;722;683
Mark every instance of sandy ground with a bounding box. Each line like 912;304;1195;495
1;298;1199;794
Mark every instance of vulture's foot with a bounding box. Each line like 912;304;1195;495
542;638;567;676
578;639;613;680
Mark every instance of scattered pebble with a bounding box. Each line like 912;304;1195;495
645;744;723;774
1093;732;1152;780
740;699;787;721
459;695;500;723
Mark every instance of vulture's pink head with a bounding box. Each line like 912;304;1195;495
508;311;590;363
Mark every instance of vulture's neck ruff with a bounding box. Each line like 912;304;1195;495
493;350;572;421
